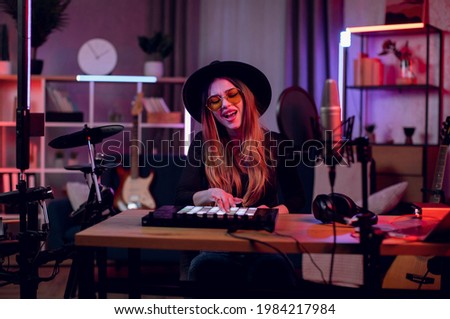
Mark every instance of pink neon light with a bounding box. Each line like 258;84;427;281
347;23;425;33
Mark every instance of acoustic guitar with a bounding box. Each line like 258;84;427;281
113;92;156;211
382;117;450;290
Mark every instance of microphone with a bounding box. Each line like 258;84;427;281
320;79;343;188
320;79;342;162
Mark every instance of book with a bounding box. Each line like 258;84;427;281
143;97;170;113
46;86;74;112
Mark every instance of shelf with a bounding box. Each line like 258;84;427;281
0;168;40;173
45;122;88;128
343;24;442;141
0;75;190;195
75;75;186;85
370;143;433;147
347;23;441;37
343;24;443;202
44;168;85;174
0;74;77;81
347;84;440;90
0;74;187;84
141;122;184;129
0;121;15;127
44;122;133;129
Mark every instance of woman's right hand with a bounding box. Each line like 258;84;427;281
193;188;242;212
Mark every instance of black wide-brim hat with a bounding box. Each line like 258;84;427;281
182;61;272;123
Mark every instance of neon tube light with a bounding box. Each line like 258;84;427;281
346;22;424;34
76;75;158;83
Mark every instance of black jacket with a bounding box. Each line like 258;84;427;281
175;130;306;213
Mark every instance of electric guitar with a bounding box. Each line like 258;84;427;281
382;117;450;290
428;117;450;204
113;92;156;211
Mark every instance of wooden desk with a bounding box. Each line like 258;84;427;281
74;209;450;298
75;210;450;256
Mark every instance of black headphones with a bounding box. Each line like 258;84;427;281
312;193;378;227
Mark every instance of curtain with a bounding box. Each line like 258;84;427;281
285;0;344;108
144;0;200;153
195;0;343;131
197;0;288;132
148;0;344;142
143;0;200;108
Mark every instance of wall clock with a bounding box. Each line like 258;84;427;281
77;38;118;75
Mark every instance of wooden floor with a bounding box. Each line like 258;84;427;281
0;257;177;299
0;263;74;299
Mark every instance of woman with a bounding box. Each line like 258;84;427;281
176;60;305;289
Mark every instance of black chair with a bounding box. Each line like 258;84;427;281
276;86;321;214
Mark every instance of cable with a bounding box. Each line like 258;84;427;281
227;228;332;286
417;270;430;290
38;262;61;283
329;218;337;285
273;231;328;285
226;229;298;281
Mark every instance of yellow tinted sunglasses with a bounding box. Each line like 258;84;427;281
206;87;242;111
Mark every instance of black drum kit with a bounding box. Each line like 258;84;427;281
49;124;124;298
0;124;124;298
48;124;124;225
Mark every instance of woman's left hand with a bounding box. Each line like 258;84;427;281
275;205;289;215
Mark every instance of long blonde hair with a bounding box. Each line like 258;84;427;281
201;78;272;206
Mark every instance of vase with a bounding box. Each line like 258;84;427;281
403;127;415;145
144;61;164;77
397;58;416;85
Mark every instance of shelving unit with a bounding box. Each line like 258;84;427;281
0;75;189;198
341;23;443;202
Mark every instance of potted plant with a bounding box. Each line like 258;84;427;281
379;39;416;84
364;124;376;144
0;0;71;74
0;24;11;74
138;31;173;77
55;150;64;168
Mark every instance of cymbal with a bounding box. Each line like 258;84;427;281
48;125;124;149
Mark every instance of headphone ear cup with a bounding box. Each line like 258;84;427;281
330;193;358;219
313;193;378;226
312;193;355;224
332;193;378;225
312;194;334;223
349;211;378;227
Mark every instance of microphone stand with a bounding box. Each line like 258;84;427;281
355;213;385;294
7;0;54;298
354;136;371;210
353;136;385;293
15;0;39;298
324;130;338;285
325;130;338;190
325;124;385;291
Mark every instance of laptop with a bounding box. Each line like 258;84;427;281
376;211;450;243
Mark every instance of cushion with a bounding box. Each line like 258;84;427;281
356;181;408;215
66;181;90;210
313;162;373;213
